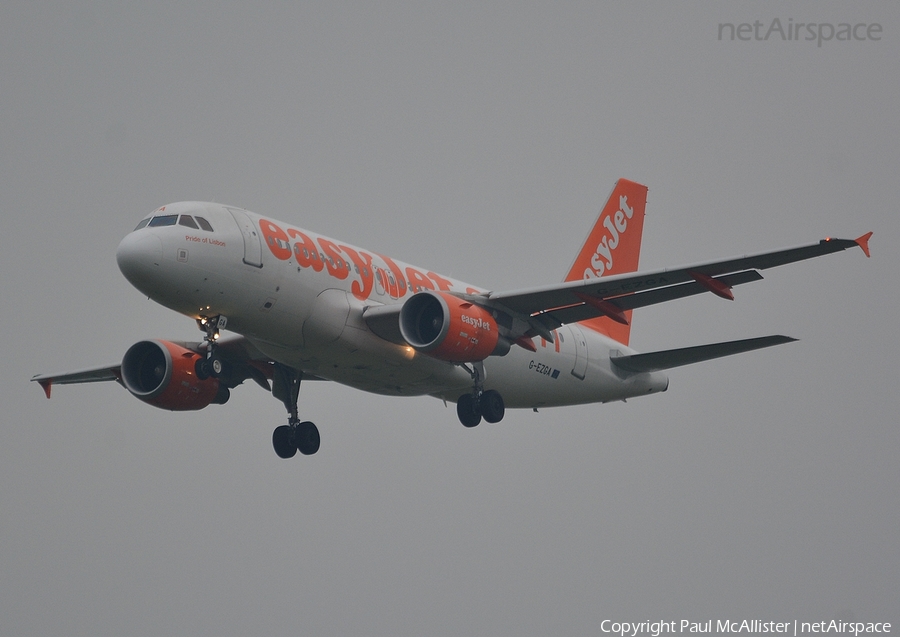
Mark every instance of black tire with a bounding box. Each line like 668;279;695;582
213;384;230;405
457;394;482;428
195;357;212;380
296;421;320;455
273;425;297;459
481;390;505;424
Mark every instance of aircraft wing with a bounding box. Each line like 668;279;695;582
32;365;122;398
479;234;871;338
31;335;330;399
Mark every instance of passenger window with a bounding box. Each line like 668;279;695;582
134;218;151;231
195;217;214;232
179;215;199;229
148;215;178;227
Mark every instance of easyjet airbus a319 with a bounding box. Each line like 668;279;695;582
33;180;872;458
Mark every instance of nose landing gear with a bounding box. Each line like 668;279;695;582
194;316;320;458
195;315;230;380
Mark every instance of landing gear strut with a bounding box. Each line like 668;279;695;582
271;363;320;458
194;316;318;458
456;361;505;427
195;315;229;380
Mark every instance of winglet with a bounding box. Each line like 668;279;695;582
855;232;873;258
38;379;52;399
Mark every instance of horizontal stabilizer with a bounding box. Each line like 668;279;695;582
610;335;797;373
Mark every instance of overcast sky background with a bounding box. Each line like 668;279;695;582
1;2;897;635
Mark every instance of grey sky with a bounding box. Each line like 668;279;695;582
1;2;897;635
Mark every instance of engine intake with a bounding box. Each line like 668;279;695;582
399;291;508;362
121;340;229;411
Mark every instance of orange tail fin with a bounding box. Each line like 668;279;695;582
564;178;648;346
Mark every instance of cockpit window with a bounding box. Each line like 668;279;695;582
148;214;178;227
195;216;214;232
136;213;214;231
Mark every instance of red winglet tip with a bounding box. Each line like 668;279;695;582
38;379;52;399
514;336;537;353
855;231;873;258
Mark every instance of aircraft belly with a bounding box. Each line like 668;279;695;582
248;327;472;397
480;349;606;408
473;330;668;409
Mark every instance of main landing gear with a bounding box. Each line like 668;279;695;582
271;363;320;458
272;421;320;458
456;361;505;428
195;315;318;458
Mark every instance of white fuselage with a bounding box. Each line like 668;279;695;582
116;202;668;409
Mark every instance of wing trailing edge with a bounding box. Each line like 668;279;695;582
610;335;797;374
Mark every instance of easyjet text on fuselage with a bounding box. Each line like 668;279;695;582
257;218;476;302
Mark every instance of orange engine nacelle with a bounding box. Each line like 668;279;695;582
121;340;229;411
399;291;509;363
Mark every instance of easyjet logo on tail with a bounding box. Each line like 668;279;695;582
565;179;647;284
564;178;648;346
584;194;635;279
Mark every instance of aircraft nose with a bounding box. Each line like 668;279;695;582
116;231;163;290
